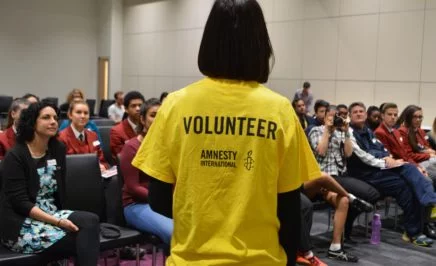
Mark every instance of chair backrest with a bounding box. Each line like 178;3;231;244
0;160;3;193
0;96;13;115
65;154;106;221
98;126;114;165
104;156;127;226
86;99;96;117
94;119;115;127
99;100;115;118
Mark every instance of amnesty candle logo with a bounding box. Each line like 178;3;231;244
244;151;254;171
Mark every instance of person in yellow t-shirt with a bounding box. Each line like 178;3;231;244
132;1;321;265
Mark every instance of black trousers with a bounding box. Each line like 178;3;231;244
333;176;381;238
44;211;100;266
299;193;314;252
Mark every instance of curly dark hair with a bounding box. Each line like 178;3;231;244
16;101;59;144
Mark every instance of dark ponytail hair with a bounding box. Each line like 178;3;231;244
402;105;422;153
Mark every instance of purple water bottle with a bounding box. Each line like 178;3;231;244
370;213;381;245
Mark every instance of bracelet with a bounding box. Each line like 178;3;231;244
56;218;63;226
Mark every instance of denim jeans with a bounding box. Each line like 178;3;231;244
124;203;173;245
361;169;423;237
392;164;436;206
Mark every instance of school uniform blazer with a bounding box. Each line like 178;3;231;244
58;126;109;169
110;119;137;158
0;127;16;160
0;140;67;242
374;123;415;164
398;126;431;163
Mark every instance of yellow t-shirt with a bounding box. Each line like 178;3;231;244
132;78;321;266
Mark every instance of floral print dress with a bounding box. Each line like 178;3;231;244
2;158;73;253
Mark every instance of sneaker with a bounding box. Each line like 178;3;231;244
307;256;328;266
327;249;359;262
402;233;433;247
350;197;373;213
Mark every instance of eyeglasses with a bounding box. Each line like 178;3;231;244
413;115;424;120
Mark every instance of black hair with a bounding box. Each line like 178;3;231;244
336;104;348;111
303;82;311;89
137;98;161;135
314;100;329;113
198;0;274;83
402;105;423;153
160;92;169;103
367;106;380;116
16;102;59;144
348;102;366;112
123;91;145;109
6;98;30;128
291;98;304;109
22;93;40;102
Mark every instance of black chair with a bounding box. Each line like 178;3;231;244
98;126;114;166
0;96;13;119
94;119;115;127
87;99;96;117
64;154;147;265
99;100;115;118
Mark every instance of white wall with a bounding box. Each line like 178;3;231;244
123;0;436;125
0;0;99;103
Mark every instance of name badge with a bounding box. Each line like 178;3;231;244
399;137;403;142
93;140;101;147
425;135;429;140
372;138;377;144
47;159;57;166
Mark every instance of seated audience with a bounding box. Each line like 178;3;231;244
294;81;313;114
58;100;109;172
347;102;436;246
375;103;436;238
292;98;314;130
59;90;101;143
120;98;173;245
22;93;40;104
366;105;380;131
0;102;99;265
308;107;379;243
398;105;436;167
110;91;145;158
305;99;329;135
0;98;30;159
375;103;436;179
159;92;169;103
336;104;348;120
108;91;125;124
428;117;436;150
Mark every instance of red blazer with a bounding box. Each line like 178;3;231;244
398;126;431;163
58;126;109;169
374;123;415;164
110;118;137;158
0;127;16;160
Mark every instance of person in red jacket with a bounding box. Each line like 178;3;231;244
0;98;30;159
110;91;145;158
58;100;108;172
120;98;173;245
398;105;436;167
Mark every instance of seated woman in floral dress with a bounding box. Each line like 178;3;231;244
0;101;100;266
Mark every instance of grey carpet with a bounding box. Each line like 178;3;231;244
309;209;435;265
